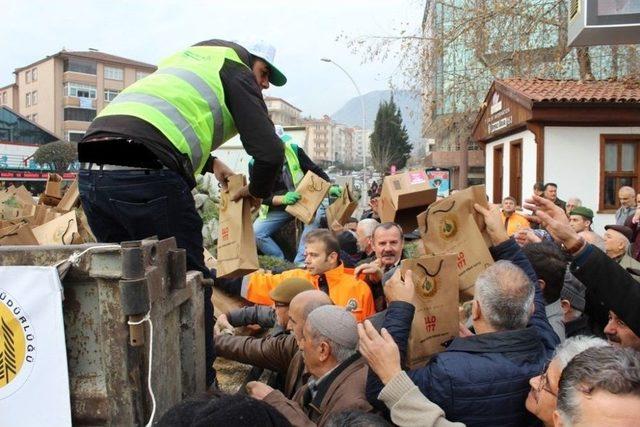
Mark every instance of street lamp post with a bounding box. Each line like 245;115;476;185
320;58;367;207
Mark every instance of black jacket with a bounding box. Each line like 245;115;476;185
79;39;283;196
571;244;640;337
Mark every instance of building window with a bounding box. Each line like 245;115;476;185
136;71;150;81
67;131;85;142
600;135;640;211
64;58;97;75
64;107;97;122
104;89;120;102
65;82;97;99
1;92;5;104
25;70;31;83
31;113;37;123
104;66;124;81
31;91;38;105
26;92;31;107
32;68;38;81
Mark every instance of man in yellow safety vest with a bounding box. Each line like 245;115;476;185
77;39;287;387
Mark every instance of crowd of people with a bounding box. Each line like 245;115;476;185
70;35;639;426
156;182;640;426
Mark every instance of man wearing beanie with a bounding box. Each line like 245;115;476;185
216;290;332;398
250;305;372;426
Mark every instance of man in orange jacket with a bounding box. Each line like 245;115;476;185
242;229;375;321
501;196;530;236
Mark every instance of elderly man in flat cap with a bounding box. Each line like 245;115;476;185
249;305;372;426
603;224;640;276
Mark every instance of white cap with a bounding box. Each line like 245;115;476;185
244;40;287;86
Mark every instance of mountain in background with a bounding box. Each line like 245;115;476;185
331;90;423;148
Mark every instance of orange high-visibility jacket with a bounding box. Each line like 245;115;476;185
243;264;375;322
501;211;530;236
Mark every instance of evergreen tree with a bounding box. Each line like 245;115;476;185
369;95;412;174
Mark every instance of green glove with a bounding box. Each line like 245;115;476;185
282;191;301;205
329;186;342;198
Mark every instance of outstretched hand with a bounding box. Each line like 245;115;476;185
473;203;509;246
384;269;415;303
523;195;580;248
357;320;401;385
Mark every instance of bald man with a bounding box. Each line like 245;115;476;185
216;290;332;398
616;186;636;225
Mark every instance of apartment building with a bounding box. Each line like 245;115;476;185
264;96;302;125
0;49;156;142
303;116;334;164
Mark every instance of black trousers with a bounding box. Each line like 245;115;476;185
78;168;216;386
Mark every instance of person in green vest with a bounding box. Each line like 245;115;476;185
77;39;287;388
251;125;340;264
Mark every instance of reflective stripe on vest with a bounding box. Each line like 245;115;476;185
155;67;225;150
110;91;204;168
98;46;243;175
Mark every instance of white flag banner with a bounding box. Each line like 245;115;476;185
0;266;72;426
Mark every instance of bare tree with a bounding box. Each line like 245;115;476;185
344;0;640;148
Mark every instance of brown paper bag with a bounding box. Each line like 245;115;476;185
31;210;78;245
0;223;39;245
401;254;459;369
216;174;259;278
0;204;22;220
13;186;36;207
57;179;80;211
285;171;330;224
418;185;493;300
379;170;438;232
326;184;358;227
39;173;63;206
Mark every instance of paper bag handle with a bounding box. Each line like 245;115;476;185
410;258;444;278
421;200;456;235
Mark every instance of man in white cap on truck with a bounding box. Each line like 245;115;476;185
77;39;287;387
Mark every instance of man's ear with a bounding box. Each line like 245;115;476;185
538;279;546;291
328;251;338;264
560;299;572;315
472;299;481;322
552;409;565;427
319;341;331;362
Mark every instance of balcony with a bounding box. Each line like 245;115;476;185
62;71;97;85
63;96;97;109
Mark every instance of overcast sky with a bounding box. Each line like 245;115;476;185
1;0;422;117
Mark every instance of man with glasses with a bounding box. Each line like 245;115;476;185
525;336;608;426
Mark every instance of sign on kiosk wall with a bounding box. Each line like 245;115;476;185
426;167;451;197
0;266;72;426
